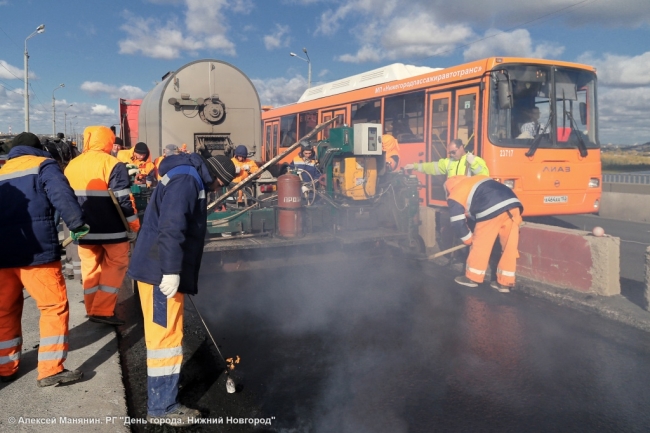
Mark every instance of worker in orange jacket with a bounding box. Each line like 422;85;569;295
231;145;259;205
0;132;89;386
381;134;401;171
117;142;155;184
445;175;523;293
153;144;180;180
65;126;140;325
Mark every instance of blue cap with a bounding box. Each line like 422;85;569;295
234;145;248;157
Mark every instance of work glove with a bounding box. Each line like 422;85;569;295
159;274;180;299
242;164;250;171
127;231;138;242
403;163;415;170
126;164;139;176
70;224;90;241
235;166;241;174
466;152;475;164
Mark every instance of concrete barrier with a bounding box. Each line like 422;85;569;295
517;222;620;296
600;192;650;223
599;182;650;223
645;246;650;311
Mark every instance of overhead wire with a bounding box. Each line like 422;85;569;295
0;80;23;95
0;62;24;81
0;23;21;50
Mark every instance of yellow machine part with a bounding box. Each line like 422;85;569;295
332;157;377;200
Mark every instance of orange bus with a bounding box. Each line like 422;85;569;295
261;57;601;216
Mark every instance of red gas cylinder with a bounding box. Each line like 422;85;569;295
277;173;303;238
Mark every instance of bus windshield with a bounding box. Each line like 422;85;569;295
488;64;598;150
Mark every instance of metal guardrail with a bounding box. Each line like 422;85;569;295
603;174;650;184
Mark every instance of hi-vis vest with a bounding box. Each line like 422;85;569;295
428;154;489;178
65;151;136;244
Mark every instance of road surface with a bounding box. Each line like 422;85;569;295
119;251;650;432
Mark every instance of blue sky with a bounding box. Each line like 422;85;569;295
1;0;649;144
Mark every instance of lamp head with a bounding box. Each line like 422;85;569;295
36;24;45;33
290;52;296;57
60;83;65;88
302;47;307;54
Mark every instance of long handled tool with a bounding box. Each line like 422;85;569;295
207;117;337;211
427;244;467;260
187;295;237;394
108;188;132;233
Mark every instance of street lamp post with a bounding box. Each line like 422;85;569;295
52;83;64;137
68;116;77;137
24;24;45;132
290;47;311;88
64;105;73;136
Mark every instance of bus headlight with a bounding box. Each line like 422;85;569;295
594;199;600;209
503;179;515;189
588;178;600;188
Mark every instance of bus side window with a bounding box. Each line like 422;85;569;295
456;93;476;153
352;99;381;125
265;124;272;160
384;91;425;143
280;114;297;147
299;111;318;137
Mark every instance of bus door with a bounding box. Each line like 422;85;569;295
427;92;452;206
320;108;346;140
454;88;479;155
264;120;279;161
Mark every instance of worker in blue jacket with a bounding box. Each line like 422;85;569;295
128;152;236;426
0;132;89;387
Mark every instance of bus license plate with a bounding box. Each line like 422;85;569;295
544;195;568;204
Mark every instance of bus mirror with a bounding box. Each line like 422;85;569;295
579;102;587;125
498;80;513;109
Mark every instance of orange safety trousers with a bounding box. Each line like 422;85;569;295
466;207;522;286
78;242;130;316
0;263;69;380
137;282;184;416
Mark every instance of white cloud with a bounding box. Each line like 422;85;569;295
315;0;650;66
463;29;564;61
119;14;206;59
577;51;650;87
119;0;239;60
337;9;473;63
409;0;650;28
573;51;650;144
81;81;147;100
598;87;650;144
0;98;118;138
264;24;291;50
315;3;356;36
183;0;246;51
252;75;307;107
228;0;254;13
338;45;383;64
0;60;24;81
91;105;116;116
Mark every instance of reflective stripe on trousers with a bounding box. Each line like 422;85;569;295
0;263;70;380
78;243;129;316
137;281;185;417
465;208;521;285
